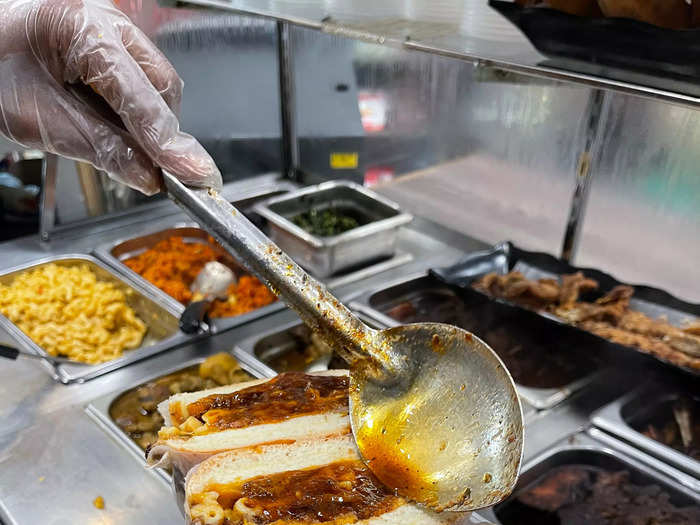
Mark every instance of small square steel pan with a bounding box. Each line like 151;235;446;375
592;382;700;479
94;223;285;333
0;254;188;383
479;429;700;524
254;181;413;277
85;348;268;484
349;272;607;410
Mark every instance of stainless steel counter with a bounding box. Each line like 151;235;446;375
0;175;689;524
0;175;478;524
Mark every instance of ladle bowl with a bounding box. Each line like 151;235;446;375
162;172;524;512
351;322;523;511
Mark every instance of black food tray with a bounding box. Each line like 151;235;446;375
489;1;700;80
430;241;700;376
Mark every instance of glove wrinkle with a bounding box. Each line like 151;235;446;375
0;0;222;194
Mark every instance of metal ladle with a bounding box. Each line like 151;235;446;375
179;261;236;334
162;171;524;512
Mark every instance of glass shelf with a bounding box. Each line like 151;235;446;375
162;0;700;109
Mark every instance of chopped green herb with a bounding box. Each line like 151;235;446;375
292;208;360;237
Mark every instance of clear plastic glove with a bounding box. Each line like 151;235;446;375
0;0;222;195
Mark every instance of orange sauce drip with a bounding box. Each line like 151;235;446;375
356;429;440;507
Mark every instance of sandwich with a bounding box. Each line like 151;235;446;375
152;371;473;524
184;433;468;525
147;370;351;475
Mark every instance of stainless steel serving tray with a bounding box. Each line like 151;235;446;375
479;429;700;524
0;254;187;383
236;315;382;377
433;241;700;376
234;313;383;377
592;382;700;479
94;223;285;333
234;314;537;421
233;312;382;371
85;348;268;483
349;272;607;410
254;181;413;278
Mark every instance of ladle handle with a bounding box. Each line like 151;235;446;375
0;344;81;365
162;172;384;367
0;344;20;361
179;300;212;334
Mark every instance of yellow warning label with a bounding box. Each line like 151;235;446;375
330;153;359;169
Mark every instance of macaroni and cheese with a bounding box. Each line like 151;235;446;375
0;263;147;364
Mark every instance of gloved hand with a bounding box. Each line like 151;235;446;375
0;0;222;195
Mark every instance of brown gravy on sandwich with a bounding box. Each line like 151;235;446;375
194;460;402;524
182;372;349;431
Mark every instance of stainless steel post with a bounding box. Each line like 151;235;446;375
560;89;612;262
277;21;300;181
39;153;58;242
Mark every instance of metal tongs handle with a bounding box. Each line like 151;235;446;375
162;172;388;368
0;343;80;366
